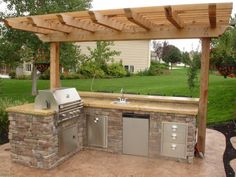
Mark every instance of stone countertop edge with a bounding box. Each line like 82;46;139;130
6;103;55;116
83;102;198;116
79;91;200;105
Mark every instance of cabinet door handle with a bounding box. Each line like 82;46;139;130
171;144;177;150
171;133;177;140
172;125;178;131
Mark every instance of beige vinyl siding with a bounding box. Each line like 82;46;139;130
77;41;150;73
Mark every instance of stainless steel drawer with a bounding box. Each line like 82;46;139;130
161;142;186;159
161;122;188;159
163;131;186;144
163;122;187;134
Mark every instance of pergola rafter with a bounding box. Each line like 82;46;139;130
57;14;96;33
1;2;233;157
124;8;154;31
164;6;184;29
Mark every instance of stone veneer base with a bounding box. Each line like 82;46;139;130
8;106;196;169
8;112;84;169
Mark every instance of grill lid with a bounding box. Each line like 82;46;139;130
35;88;81;111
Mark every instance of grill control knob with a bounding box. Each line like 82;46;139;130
62;114;66;117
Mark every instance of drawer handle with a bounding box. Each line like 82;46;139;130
172;125;178;131
171;133;177;140
171;144;177;150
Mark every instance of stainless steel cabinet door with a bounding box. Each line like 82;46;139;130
123;117;149;156
87;116;108;148
58;125;78;157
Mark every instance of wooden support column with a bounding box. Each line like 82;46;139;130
50;42;60;90
197;38;211;154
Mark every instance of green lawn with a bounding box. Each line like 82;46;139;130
1;69;235;124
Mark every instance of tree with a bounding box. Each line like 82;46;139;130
210;24;236;77
187;52;199;96
181;51;190;67
1;0;92;95
86;41;121;72
153;41;163;61
162;45;181;69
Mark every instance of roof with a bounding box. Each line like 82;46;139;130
2;2;233;42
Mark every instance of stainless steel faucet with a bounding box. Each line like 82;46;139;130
118;88;127;103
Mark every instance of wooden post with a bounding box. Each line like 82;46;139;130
197;38;211;154
50;42;60;90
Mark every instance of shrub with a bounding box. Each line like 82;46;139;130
61;73;82;80
106;62;127;77
137;61;168;76
39;69;50;80
79;62;105;78
16;75;31;80
9;71;16;79
0;98;27;144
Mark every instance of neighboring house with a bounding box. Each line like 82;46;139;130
77;40;151;73
16;62;33;77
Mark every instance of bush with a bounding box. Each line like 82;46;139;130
137;61;168;76
0;98;27;144
106;62;127;77
16;75;31;80
61;73;82;80
9;71;16;79
79;62;105;78
39;69;50;80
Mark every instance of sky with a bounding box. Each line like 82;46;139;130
0;0;235;52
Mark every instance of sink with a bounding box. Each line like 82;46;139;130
112;98;129;104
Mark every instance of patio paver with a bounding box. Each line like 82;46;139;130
0;129;226;177
230;136;236;150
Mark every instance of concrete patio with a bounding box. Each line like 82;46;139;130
0;129;227;177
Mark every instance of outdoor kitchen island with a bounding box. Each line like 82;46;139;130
6;91;199;169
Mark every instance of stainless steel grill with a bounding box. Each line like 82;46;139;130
35;88;83;124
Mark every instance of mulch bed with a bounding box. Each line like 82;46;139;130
0;131;8;145
210;120;236;177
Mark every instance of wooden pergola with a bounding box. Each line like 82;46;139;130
2;2;233;155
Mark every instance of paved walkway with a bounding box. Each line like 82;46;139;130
0;129;226;177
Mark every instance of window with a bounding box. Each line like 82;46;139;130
124;65;134;73
130;65;134;73
25;64;32;71
124;65;129;71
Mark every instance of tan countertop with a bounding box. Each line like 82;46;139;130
6;92;199;116
6;103;55;116
80;92;199;116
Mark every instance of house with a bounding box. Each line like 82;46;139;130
16;62;33;77
77;40;151;73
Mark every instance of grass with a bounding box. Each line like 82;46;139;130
1;69;235;124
